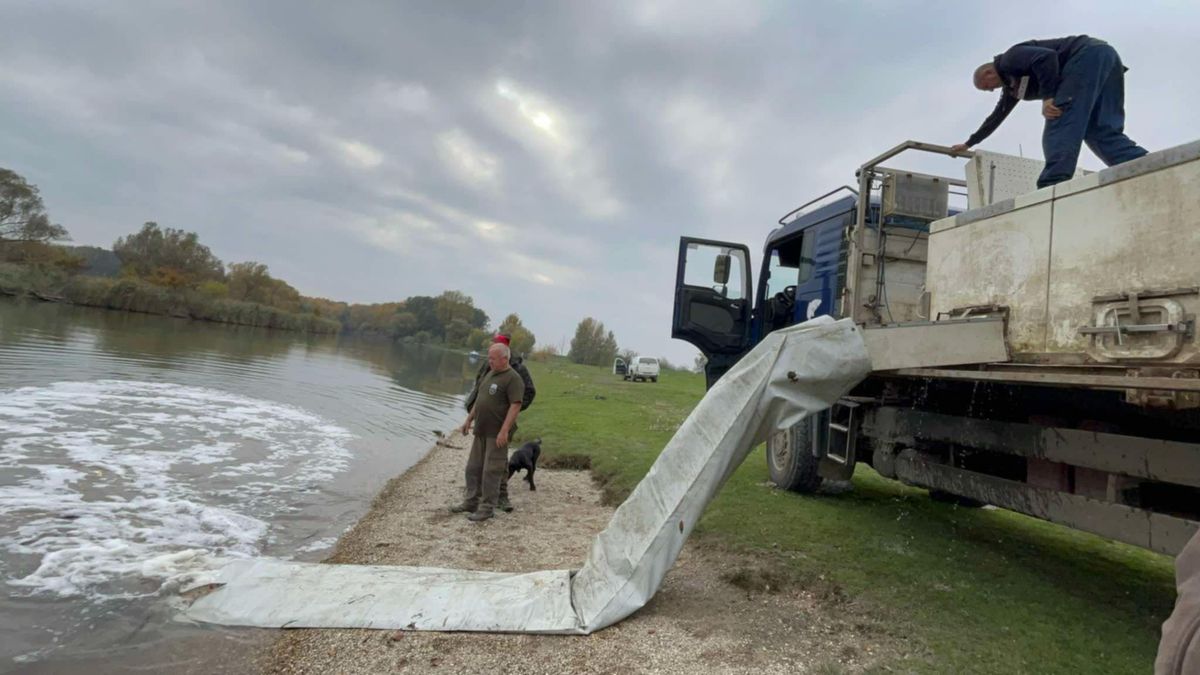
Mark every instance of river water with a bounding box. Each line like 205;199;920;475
0;298;474;673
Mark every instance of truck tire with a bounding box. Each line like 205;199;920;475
651;377;658;383
766;418;823;493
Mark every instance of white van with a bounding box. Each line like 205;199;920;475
625;356;660;383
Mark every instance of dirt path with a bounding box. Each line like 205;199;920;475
262;432;909;674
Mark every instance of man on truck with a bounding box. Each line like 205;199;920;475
950;35;1147;188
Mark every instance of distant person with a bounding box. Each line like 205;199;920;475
452;342;525;522
464;333;536;513
950;35;1147;188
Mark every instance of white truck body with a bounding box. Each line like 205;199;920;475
928;141;1200;367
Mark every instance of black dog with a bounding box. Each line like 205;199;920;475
507;439;541;491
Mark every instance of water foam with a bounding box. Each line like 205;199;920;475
0;380;355;599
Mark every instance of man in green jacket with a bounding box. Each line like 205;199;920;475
464;333;536;512
453;342;524;522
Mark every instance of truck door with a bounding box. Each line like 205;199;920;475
672;238;752;386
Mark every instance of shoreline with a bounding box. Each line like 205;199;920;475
260;431;899;674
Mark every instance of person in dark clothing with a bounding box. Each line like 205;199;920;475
464;334;535;414
950;35;1147;188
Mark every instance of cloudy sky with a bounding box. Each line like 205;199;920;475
3;1;1197;364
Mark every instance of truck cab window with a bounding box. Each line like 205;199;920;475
684;244;745;300
763;235;805;330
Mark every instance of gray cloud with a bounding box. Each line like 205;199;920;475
2;0;1197;364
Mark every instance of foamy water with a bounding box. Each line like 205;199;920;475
0;299;469;670
0;380;355;602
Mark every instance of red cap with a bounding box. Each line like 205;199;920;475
493;334;511;345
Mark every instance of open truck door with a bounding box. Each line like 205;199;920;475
671;238;752;388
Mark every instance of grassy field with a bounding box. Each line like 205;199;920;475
515;357;1177;674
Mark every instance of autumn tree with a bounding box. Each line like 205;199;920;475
402;296;444;338
113;222;224;288
433;290;488;345
227;262;272;302
568;317;619;366
497;313;536;356
0;168;69;245
466;328;491;350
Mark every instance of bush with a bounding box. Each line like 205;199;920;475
530;345;559;362
54;274;340;332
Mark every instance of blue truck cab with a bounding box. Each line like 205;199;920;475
673;189;941;388
672;141;965;494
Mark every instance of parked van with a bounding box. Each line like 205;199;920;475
625;356;660;383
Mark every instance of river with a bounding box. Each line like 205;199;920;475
0;298;474;672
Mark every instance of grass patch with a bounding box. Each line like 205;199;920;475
538;453;592;470
516;357;1176;674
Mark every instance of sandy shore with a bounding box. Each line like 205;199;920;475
260;432;909;674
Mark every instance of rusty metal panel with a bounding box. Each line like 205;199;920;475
1047;156;1200;363
853;229;932;325
928;140;1200;365
884;366;1200;392
893;450;1198;555
926;200;1053;354
861;318;1009;371
862;406;1200;487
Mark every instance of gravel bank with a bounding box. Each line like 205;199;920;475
262;432;910;674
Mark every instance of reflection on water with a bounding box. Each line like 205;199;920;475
0;298;473;671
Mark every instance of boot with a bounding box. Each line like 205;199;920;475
450;501;477;513
497;496;514;513
467;509;494;522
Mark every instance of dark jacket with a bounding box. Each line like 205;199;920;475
966;35;1096;147
464;356;536;412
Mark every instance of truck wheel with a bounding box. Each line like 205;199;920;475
928;490;985;508
651;377;658;383
767;418;823;493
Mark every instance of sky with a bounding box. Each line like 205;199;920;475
2;0;1197;365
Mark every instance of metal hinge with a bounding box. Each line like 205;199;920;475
1079;319;1194;341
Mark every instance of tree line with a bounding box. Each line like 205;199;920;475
0;167;536;348
3;166;679;365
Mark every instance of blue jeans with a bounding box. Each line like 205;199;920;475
1038;41;1147;188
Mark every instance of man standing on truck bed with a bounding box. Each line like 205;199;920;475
950;35;1147;188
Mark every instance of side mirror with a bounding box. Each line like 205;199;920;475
713;254;731;285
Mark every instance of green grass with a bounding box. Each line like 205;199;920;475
516;357;1177;674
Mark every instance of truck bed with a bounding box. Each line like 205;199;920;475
926;140;1200;367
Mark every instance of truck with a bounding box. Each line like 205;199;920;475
671;140;1200;556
